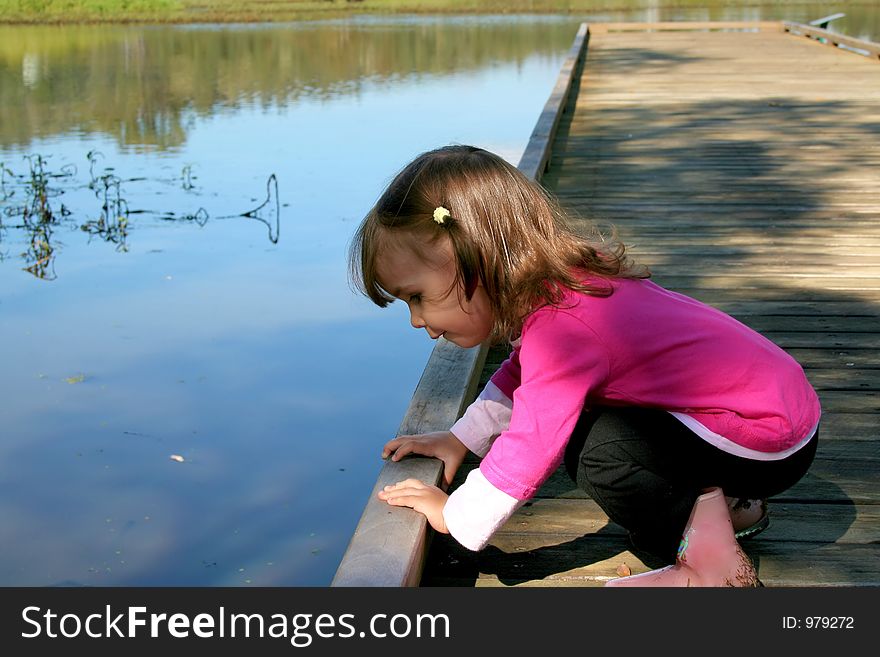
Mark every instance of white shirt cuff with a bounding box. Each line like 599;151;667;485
443;467;524;551
449;381;513;458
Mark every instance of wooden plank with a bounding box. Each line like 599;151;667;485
806;367;880;390
695;282;880;294
633;252;880;263
696;300;879;316
333;22;592;587
641;289;880;305
331;338;487;586
592;21;780;34
728;316;880;332
422;499;880;586
422;533;652;587
616;232;880;240
556;200;880;213
675;331;880;349
423;540;880;587
746;543;880;587
809;391;879;414
632;258;880;270
654;270;880;282
788;351;880;370
650;278;880;293
788;413;878;440
784;21;880;59
493;499;880;545
802;368;880;392
518;23;588;181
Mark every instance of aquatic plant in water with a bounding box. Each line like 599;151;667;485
0;151;281;281
81;174;131;253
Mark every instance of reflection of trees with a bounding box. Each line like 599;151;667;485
0;20;579;150
0;153;279;280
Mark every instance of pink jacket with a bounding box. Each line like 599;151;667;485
444;276;821;550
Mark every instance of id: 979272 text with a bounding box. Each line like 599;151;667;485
782;616;854;629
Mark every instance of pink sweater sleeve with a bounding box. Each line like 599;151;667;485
489;346;522;400
480;307;611;500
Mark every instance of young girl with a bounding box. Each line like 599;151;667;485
349;145;820;587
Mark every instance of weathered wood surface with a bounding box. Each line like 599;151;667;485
424;497;880;586
332;22;591;587
591;21;780;34
784;21;880;59
332;338;487;586
518;23;589;181
422;23;880;587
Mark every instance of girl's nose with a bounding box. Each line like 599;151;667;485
409;308;425;330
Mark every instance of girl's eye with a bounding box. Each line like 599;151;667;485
408;294;421;304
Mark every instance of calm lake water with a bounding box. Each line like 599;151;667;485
1;6;877;586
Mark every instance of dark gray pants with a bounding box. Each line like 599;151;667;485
563;407;818;562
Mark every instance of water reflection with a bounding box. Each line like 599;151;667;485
0;19;578;151
0;15;584;585
2;9;876;152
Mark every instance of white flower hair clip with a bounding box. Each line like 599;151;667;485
433;206;451;225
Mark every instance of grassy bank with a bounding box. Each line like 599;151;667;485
1;0;181;23
0;1;824;25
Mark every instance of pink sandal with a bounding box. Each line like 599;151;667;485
607;487;763;587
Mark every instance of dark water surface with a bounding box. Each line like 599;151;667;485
0;8;876;586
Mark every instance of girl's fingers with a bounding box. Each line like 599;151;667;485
382;494;421;509
384;440;436;461
381;438;404;458
377;479;426;500
385;488;421;506
382;436;420;458
381;433;437;459
379;487;432;509
376;481;447;533
383;478;423;490
388;442;414;461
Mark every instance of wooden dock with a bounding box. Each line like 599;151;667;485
420;22;880;587
335;21;880;587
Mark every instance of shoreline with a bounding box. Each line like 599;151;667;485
0;15;579;27
0;15;583;28
0;0;836;27
0;4;588;27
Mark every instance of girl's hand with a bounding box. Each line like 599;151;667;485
377;479;449;534
381;431;468;488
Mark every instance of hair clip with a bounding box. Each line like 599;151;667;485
433;206;451;225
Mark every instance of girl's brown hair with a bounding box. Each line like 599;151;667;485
349;145;649;343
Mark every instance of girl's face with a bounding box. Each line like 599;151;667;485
376;231;493;349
